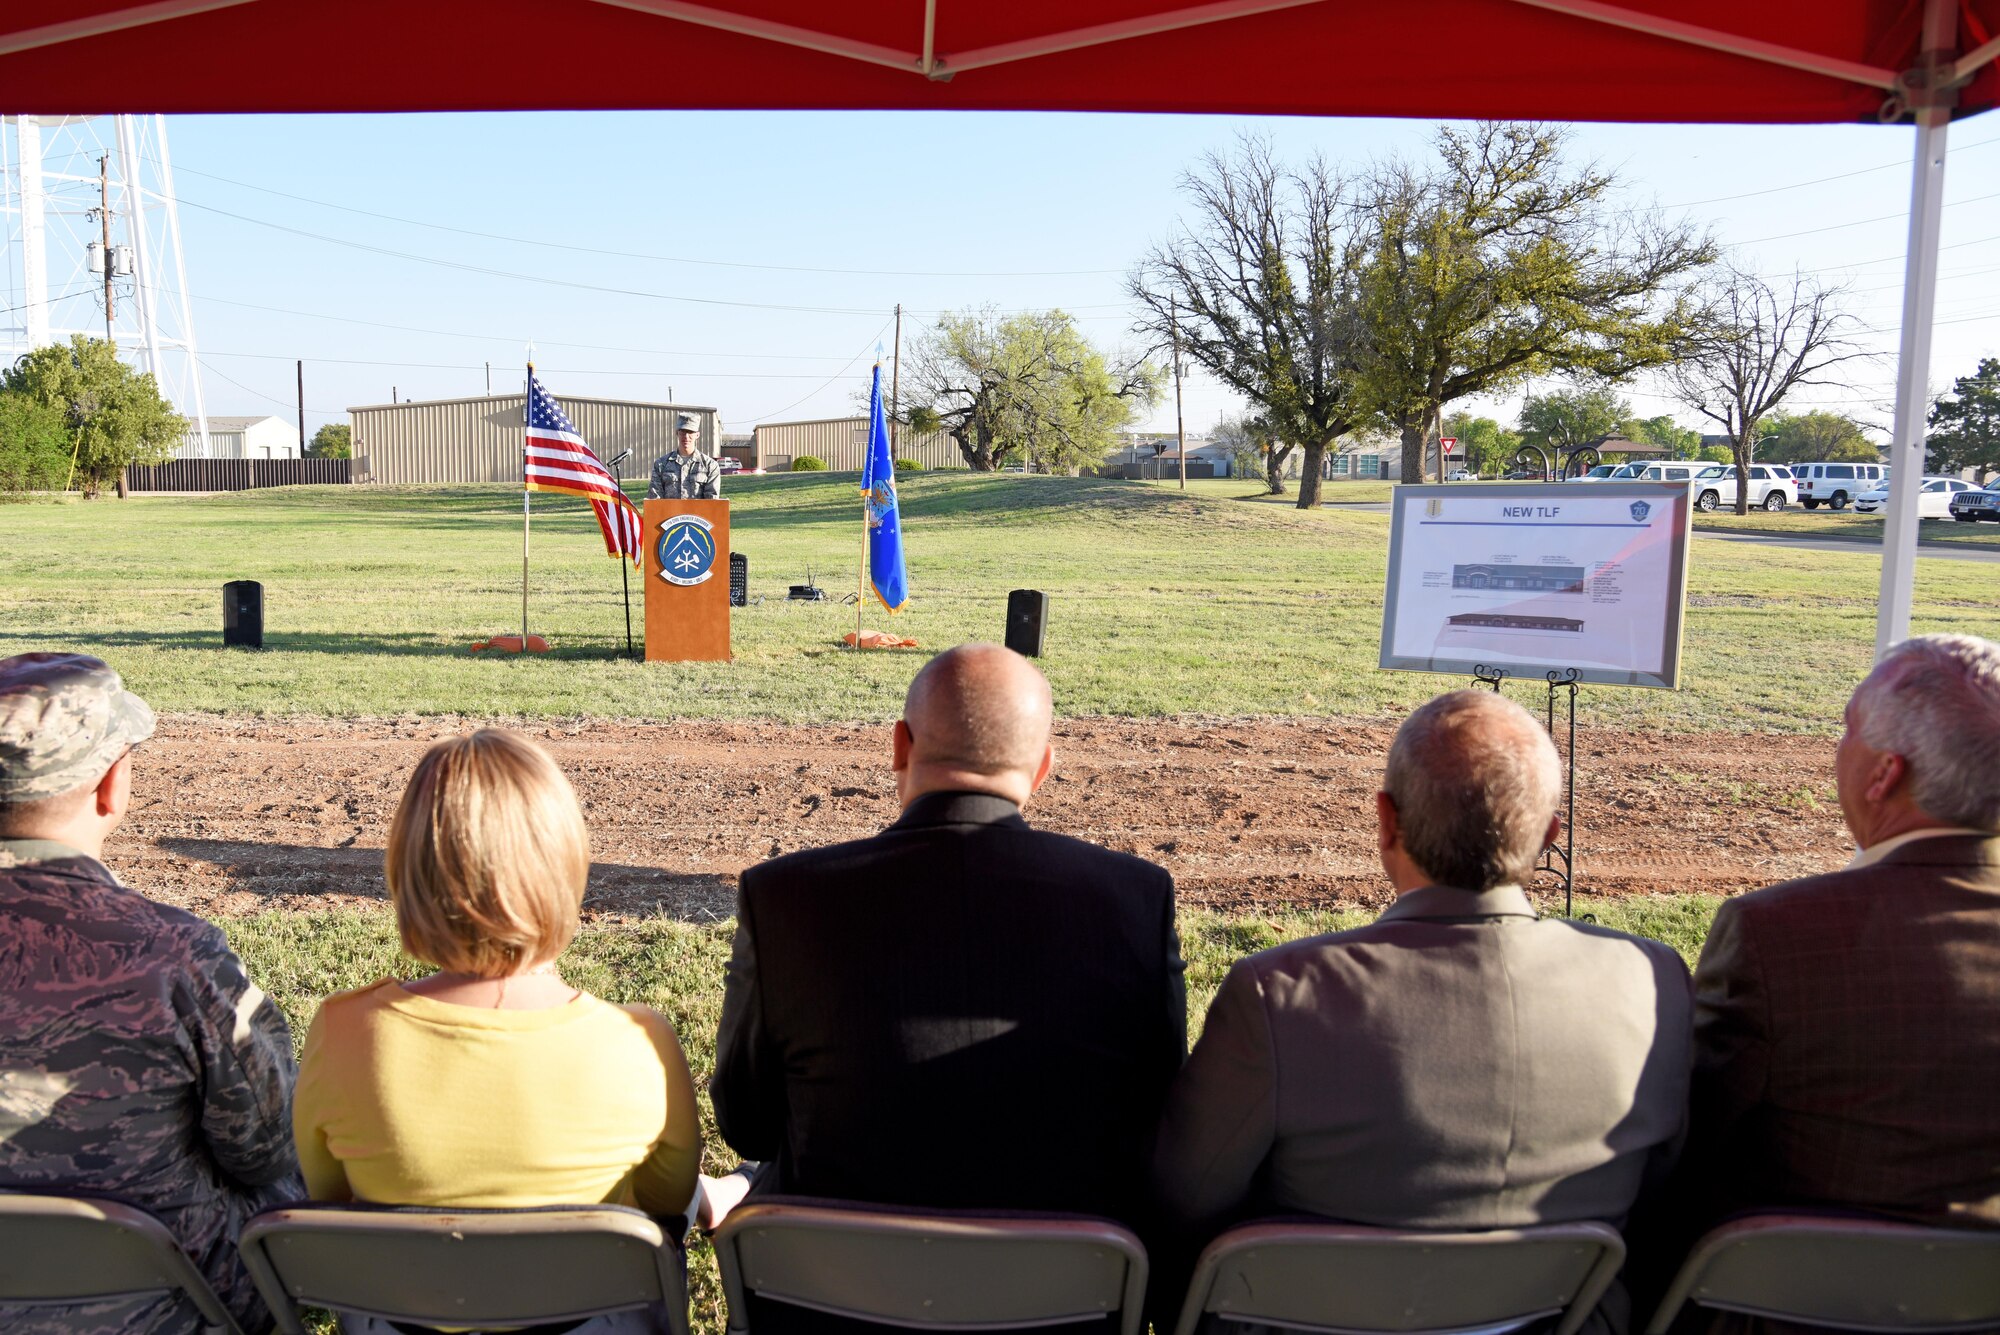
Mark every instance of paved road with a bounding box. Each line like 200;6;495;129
1319;501;2000;563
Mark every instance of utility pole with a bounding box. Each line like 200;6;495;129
97;155;114;343
296;360;305;457
1171;299;1186;490
890;302;903;454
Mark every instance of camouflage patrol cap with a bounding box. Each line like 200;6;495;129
0;653;155;800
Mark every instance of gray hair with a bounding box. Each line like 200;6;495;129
1385;690;1562;892
1854;634;2000;831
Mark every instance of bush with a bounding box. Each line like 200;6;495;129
893;457;924;472
0;391;71;494
791;456;827;471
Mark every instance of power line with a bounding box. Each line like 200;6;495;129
1732;189;2000;246
175;289;861;360
740;320;893;423
166;162;1127;280
201;347;835;379
1658;131;2000;209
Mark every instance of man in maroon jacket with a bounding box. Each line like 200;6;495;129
1688;633;2000;1229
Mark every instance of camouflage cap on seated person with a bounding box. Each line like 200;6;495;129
0;652;156;800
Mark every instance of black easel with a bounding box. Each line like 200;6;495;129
1471;664;1586;919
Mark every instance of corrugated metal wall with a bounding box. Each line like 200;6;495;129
752;417;963;472
350;395;717;485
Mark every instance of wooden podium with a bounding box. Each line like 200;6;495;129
643;498;731;662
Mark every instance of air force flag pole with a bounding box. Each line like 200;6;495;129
854;362;910;647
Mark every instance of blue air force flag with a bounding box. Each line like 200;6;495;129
861;363;909;612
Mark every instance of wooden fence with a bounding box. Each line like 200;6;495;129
123;458;352;492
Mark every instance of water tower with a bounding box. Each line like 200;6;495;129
0;113;212;453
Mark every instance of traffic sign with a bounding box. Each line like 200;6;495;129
1440;436;1458;454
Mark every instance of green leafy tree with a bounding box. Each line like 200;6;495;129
1516;384;1631;471
1757;410;1877;465
0;390;71;494
1440;411;1519;477
1212;410;1279;485
902;309;1160;473
2;336;184;497
308;422;352;458
1353;122;1714;486
1668;265;1866;514
1697;442;1734;464
1626;414;1702;458
1927;358;2000;484
1130;138;1368;505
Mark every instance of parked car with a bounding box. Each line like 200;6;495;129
1948;483;2000;522
719;457;744;474
1447;468;1474;481
1633;461;1704;484
1690;463;1798;512
1854;475;1975;517
1567;464;1622;481
1793;461;1889;510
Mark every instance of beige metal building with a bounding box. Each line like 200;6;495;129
752;416;962;472
350;394;718;485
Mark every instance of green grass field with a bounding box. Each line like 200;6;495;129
5;472;1998;732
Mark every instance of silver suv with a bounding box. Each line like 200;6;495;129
1690;464;1798;512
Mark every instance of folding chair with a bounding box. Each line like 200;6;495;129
1644;1214;2000;1334
711;1196;1149;1335
0;1191;244;1335
240;1202;690;1335
1171;1219;1627;1335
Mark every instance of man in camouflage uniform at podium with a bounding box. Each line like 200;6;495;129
0;653;301;1335
649;412;722;500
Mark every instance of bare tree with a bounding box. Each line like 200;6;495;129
1354;123;1714;485
1667;264;1867;514
1130;137;1367;508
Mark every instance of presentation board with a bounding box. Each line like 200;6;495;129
1380;481;1692;689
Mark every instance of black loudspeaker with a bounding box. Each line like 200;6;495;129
1005;589;1048;658
223;580;263;649
730;553;748;607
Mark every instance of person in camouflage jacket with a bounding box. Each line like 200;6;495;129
648;414;722;500
0;653;302;1335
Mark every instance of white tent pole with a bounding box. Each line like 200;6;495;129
1875;0;1958;660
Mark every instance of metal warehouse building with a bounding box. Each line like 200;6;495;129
350;394;718;485
752;417;962;472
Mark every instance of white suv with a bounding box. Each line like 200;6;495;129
1794;461;1889;510
1690;464;1798;512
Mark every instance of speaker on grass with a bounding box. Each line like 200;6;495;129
730;552;748;607
1005;589;1048;658
223;580;264;649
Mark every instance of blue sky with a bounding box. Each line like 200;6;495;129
57;110;2000;439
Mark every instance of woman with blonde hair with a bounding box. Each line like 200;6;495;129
294;728;700;1330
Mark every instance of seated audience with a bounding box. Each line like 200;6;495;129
709;643;1186;1229
294;728;700;1331
1685;633;2000;1231
1153;689;1692;1334
0;652;301;1335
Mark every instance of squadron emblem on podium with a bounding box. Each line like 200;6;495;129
657;515;717;586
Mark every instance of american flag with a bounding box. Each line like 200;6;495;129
524;371;641;565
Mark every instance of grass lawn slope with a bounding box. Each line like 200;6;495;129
5;472;1997;730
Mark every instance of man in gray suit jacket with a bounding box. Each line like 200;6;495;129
1154;689;1692;1330
1687;633;2000;1231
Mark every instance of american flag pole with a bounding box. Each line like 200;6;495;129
522;362;533;645
621;540;634;658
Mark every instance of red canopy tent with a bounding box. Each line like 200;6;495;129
5;0;1998;652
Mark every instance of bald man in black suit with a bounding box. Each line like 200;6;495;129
710;643;1185;1226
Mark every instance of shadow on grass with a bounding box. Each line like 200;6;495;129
0;627;645;660
160;837;737;922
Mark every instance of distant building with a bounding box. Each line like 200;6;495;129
750;417;962;472
1102;434;1234;478
178;415;300;460
347;393;716;485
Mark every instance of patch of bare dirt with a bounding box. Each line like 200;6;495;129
108;714;1849;922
